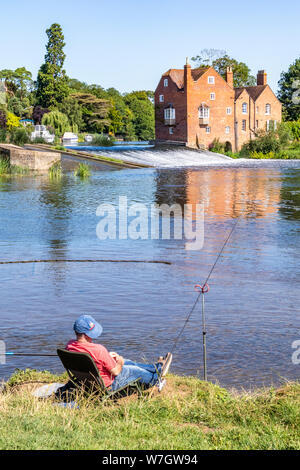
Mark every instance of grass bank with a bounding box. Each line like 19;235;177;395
0;369;299;450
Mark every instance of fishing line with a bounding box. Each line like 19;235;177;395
171;218;240;379
0;259;171;266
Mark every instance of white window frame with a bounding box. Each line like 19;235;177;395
208;76;215;84
242;120;247;131
206;126;211;134
266;120;270;131
169;127;174;135
164;107;176;120
199;105;210;119
164;79;168;87
225;126;230;134
159;95;164;103
210;93;215;100
265;104;271;115
242;102;248;114
226;107;232;115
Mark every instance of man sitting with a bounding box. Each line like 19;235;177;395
66;315;172;392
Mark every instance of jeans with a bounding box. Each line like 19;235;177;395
111;360;162;392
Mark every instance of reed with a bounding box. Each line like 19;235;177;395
74;163;91;178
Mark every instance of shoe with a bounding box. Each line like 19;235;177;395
161;353;173;378
157;379;166;393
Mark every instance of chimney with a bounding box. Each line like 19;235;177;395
226;66;234;88
257;70;267;86
184;57;192;91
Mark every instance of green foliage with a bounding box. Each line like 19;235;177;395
285;120;300;141
209;138;226;153
10;127;30;146
0;129;7;142
240;130;281;156
278;57;300;121
71;93;110;133
124;91;155;140
36;24;69;108
58;96;83;133
74;162;91;178
0;156;10;175
192;51;256;87
49;162;62;179
0;67;33;98
42;110;70;136
91;134;115;146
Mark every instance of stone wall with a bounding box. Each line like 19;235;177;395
0;144;61;171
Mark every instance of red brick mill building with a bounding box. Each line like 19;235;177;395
154;60;282;151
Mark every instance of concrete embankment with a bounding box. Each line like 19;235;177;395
0;144;61;171
25;144;153;169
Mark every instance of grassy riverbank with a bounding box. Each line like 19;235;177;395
0;369;299;450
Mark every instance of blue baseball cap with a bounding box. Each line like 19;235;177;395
73;315;103;339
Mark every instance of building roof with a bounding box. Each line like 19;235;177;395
235;85;268;101
163;67;208;89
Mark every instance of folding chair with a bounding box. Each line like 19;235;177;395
57;349;142;401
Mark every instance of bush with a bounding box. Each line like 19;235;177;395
0;129;7;143
10;127;30;146
285;121;300;141
91;134;115;147
240;130;281;157
209;138;226;154
32;137;47;144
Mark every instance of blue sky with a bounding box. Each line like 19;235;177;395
0;0;299;93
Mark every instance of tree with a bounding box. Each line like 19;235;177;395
0;110;7;129
124;91;155;140
6;112;20;130
58;96;83;133
192;51;256;87
36;24;69;108
278;58;300;121
0;68;33;97
71;93;111;133
211;55;255;87
33;105;50;125
42;110;70;135
191;49;226;66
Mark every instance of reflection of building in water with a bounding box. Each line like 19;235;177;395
184;169;282;220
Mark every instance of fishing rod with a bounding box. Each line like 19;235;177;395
171;217;240;381
4;353;57;357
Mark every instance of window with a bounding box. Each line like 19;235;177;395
199;105;210;119
256;106;259;114
265;104;271;115
242;120;247;131
256;120;259;128
226;107;232;115
159;95;164;103
210;93;215;100
208;76;215;84
206;127;211;134
225;126;230;134
242;103;248;114
266;120;270;131
274;120;277;130
164;107;175;120
164;79;168;87
169;127;174;135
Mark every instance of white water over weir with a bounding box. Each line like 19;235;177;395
97;147;234;168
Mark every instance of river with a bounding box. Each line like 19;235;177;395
0;147;299;389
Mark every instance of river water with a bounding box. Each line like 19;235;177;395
0;147;299;389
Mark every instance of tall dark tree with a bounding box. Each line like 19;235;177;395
36;24;69;108
278;58;300;121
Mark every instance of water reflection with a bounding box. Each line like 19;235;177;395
0;164;299;389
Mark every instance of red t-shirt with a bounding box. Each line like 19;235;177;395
66;340;117;388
